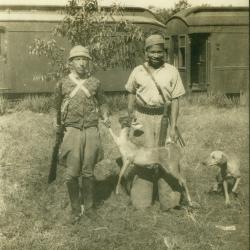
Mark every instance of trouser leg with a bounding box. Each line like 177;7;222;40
81;128;103;221
81;127;99;212
66;177;81;217
82;176;95;211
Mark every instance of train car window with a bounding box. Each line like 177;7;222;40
0;32;1;55
0;29;3;55
172;36;178;68
178;35;186;68
0;27;6;56
164;36;170;63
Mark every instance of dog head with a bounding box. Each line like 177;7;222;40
202;151;227;168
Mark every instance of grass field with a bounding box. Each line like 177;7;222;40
0;101;248;250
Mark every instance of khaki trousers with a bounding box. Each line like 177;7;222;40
59;126;103;180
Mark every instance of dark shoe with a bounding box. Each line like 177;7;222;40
85;208;103;224
70;213;82;225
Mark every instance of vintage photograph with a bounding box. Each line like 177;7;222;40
0;0;249;249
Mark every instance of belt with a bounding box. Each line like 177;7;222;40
136;103;164;115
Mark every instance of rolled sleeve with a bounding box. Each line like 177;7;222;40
171;69;185;99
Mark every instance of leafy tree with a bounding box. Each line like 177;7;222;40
152;0;191;24
29;0;157;80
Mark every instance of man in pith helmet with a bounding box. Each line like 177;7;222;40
54;45;110;224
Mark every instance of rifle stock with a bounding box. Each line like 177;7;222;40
48;82;63;184
158;105;169;147
158;104;186;148
48;130;63;184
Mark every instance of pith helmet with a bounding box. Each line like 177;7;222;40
68;45;92;60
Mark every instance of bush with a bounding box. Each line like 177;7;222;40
1;91;242;116
15;95;54;113
105;93;128;112
0;96;9;115
183;92;240;108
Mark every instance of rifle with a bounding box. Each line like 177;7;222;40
48;82;63;184
158;104;169;147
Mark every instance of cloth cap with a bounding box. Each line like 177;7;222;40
68;45;92;60
145;34;164;49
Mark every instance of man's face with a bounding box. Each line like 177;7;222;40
146;44;164;68
70;56;90;77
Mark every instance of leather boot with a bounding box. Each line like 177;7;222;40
66;178;81;224
82;177;101;222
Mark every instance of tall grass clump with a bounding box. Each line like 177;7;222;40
15;95;54;113
183;92;240;108
0;96;9;115
105;92;128;112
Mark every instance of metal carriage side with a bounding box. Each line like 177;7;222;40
165;6;249;95
0;5;166;96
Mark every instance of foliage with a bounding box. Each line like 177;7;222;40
0;96;9;115
183;92;241;108
14;95;54;113
1;92;246;115
29;0;153;80
151;0;191;24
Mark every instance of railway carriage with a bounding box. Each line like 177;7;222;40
165;6;249;94
0;3;166;95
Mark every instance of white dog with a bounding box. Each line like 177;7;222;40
203;151;241;205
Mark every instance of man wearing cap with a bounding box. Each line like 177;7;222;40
124;34;186;210
54;45;110;224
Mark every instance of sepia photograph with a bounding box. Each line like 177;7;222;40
0;0;248;249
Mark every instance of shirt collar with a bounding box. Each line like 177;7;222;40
145;62;165;72
69;72;87;82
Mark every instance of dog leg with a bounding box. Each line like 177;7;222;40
178;177;193;206
223;180;230;205
115;159;131;195
232;177;241;193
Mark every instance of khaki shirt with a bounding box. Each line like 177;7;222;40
54;74;107;129
125;63;185;106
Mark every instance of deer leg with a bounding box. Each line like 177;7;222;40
178;177;193;206
116;159;131;195
160;163;193;207
108;128;120;145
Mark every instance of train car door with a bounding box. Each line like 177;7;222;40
0;27;8;92
190;33;210;91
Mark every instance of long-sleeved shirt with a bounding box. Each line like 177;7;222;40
54;74;108;129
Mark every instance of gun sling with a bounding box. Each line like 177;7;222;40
142;63;185;147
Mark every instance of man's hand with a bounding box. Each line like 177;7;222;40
128;112;136;124
53;118;63;134
102;116;111;128
56;124;64;135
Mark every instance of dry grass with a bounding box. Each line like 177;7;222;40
0;104;248;250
